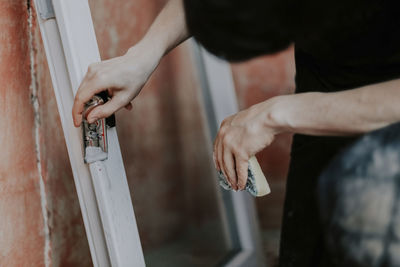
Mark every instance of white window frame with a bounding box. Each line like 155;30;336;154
35;0;145;266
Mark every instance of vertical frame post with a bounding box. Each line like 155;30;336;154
34;0;145;266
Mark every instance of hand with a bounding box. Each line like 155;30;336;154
72;43;162;127
213;101;281;190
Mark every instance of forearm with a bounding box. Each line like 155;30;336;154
131;0;190;58
267;79;400;136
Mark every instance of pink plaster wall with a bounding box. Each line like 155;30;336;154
0;1;45;266
0;1;91;266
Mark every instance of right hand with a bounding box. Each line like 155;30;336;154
72;44;161;127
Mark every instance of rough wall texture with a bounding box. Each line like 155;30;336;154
0;1;92;266
0;2;46;266
0;0;295;266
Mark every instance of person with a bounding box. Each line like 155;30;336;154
71;0;400;266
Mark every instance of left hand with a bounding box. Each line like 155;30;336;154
213;101;280;190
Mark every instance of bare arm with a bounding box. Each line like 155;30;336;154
137;0;189;57
72;0;190;127
215;79;400;190
269;79;400;135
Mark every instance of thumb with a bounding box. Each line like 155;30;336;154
87;96;125;123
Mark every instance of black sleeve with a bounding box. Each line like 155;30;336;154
183;0;292;62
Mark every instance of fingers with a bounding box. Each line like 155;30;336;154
222;148;238;190
215;133;238;189
214;118;237;188
107;89;133;110
72;65;111;127
86;95;127;123
213;137;221;171
217;137;225;177
214;116;256;191
124;102;133;110
235;157;248;190
107;88;114;97
213;118;229;171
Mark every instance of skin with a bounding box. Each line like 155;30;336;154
72;0;400;191
214;82;400;190
72;0;189;126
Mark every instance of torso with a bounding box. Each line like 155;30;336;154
280;1;400;266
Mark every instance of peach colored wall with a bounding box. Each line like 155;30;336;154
0;1;91;266
0;2;45;266
0;0;295;266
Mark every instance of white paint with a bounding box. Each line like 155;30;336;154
35;15;110;266
89;161;122;266
35;0;145;266
28;3;51;266
51;0;145;265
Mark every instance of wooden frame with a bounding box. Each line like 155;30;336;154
34;0;145;266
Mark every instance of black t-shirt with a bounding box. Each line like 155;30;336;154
283;2;400;265
296;0;400;92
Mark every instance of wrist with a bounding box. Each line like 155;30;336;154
126;37;165;64
263;95;295;134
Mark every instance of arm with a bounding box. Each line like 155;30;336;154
72;0;189;127
138;0;189;57
215;79;400;190
269;79;400;136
